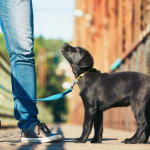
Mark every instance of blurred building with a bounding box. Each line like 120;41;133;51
38;48;47;88
70;0;150;131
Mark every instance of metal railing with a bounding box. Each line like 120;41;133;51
111;26;150;75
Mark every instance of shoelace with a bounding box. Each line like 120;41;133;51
37;123;51;135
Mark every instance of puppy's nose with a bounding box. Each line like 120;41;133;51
62;43;69;49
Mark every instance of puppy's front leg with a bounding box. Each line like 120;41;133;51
74;108;96;143
91;110;103;143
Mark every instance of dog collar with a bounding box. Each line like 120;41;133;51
70;68;93;90
76;68;92;80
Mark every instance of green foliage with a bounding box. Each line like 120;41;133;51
36;36;66;52
34;36;70;122
0;33;70;122
0;33;9;59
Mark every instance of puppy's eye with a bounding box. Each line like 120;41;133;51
76;48;80;52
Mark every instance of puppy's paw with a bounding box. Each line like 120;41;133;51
91;137;102;143
74;138;85;143
123;138;137;144
137;132;148;143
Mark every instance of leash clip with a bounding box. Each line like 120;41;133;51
70;78;78;90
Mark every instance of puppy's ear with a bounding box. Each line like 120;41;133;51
78;54;94;69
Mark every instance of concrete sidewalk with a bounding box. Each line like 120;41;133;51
0;124;150;150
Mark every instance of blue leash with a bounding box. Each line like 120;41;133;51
0;79;78;101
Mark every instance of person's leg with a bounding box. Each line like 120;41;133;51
0;0;62;143
0;0;39;131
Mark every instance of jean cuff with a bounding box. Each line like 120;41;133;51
22;121;40;132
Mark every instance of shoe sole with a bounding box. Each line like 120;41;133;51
21;135;62;143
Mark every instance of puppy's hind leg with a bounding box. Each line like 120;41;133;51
91;110;103;143
137;106;150;143
124;98;148;144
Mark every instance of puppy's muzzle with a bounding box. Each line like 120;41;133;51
62;43;69;51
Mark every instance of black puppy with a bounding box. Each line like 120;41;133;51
61;43;150;144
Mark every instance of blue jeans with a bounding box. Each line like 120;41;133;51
0;0;40;130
